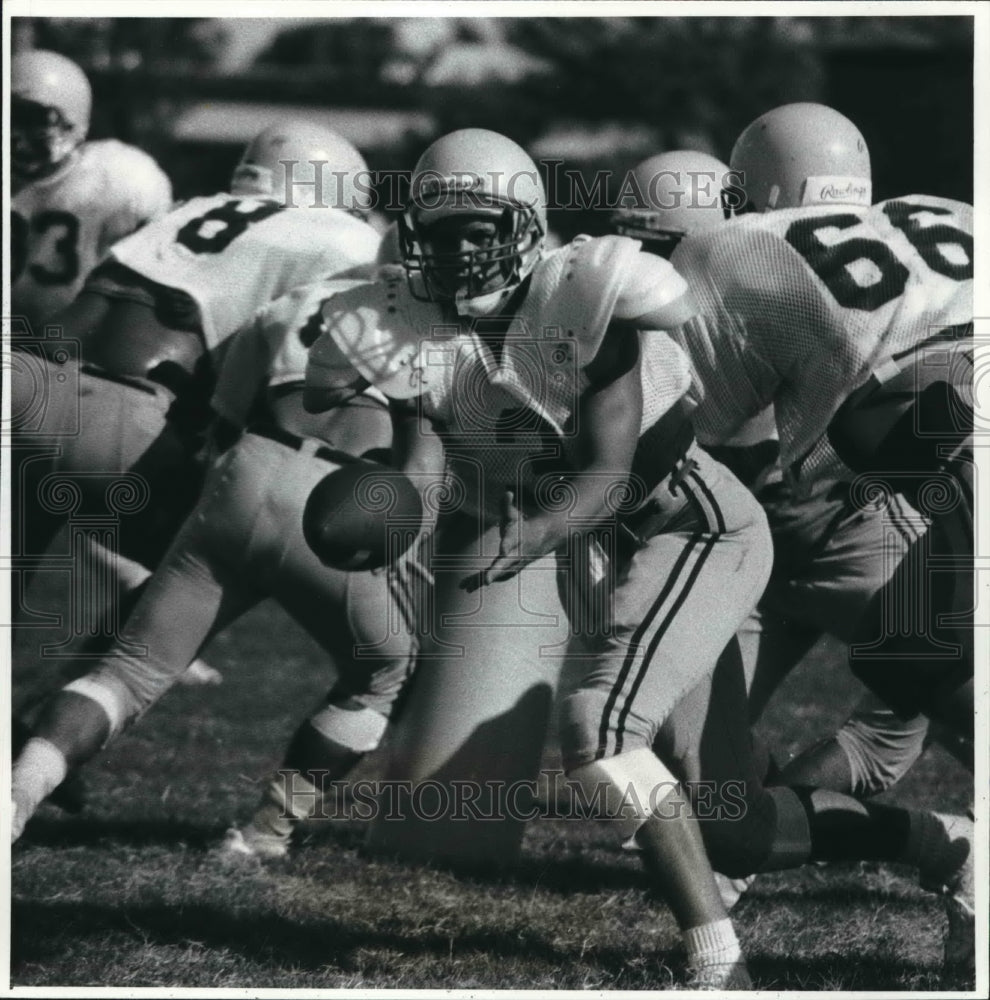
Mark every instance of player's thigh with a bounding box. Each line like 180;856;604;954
61;373;172;475
422;512;566;671
766;489;927;642
87;504;257;716
850;517;972;719
247;442;391;660
378;513;563;786
558;513;771;765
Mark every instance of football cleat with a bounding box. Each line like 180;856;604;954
713;872;756;912
915;814;974;976
12;798;25;843
13;716;86;814
944;893;975;976
221;824;290;860
940;816;975;976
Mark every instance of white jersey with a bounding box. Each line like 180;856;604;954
11;139;172;331
212;275;374;428
309;236;693;517
108;194;380;349
669;195;972;482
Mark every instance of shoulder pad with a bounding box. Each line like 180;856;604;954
320;273;444;399
525;235;644;366
89;139;171;211
258;275;368;332
87;139;163;178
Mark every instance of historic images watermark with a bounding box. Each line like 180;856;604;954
274;770;750;824
277;161;748;215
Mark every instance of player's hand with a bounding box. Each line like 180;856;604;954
464;490;556;591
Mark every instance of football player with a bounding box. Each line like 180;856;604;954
311;129;975;986
12;235;430;861
828;339;973;739
663;103;973;971
11;118;380;594
304;128;769;989
614;148;940;802
11;49;172;333
10;119;380;810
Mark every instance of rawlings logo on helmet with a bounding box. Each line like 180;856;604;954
803;176;872;207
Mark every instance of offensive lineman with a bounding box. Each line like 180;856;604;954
612;146;941;801
310;128;975;986
662;103;974;971
10;119;380;808
11;119;380;599
11;244;430;862
11;49;173;333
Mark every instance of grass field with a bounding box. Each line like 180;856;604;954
7;568;977;992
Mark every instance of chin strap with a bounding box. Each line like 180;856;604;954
453;284;521;317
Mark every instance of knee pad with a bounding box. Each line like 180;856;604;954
63;675;131;743
308;700;388;755
567;747;680;842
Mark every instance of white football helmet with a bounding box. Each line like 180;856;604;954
231;120;371;213
11;49;92;179
612;149;734;255
730;102;871;212
400;128;547;313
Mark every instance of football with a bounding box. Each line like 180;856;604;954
302;461;423;571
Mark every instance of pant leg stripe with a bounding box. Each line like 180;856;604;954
688;469;727;534
887;493;923;545
610;472;726;754
388;567;416;638
614;534;718;755
595;533;702;759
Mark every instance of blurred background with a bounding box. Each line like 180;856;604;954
11;14;974;241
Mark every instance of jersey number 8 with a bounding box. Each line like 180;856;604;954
176;199;284;255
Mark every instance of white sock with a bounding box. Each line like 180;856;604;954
12;738;69;839
683;917;742;969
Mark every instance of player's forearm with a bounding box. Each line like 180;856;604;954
389;403;446;515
